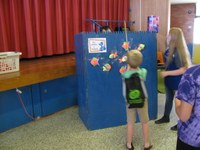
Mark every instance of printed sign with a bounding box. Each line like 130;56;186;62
88;38;107;53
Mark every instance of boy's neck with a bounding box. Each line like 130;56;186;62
129;67;139;71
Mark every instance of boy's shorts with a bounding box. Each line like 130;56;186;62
126;99;149;123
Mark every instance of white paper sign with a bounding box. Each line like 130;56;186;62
88;38;107;53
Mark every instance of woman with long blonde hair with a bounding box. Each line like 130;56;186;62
165;27;191;69
155;27;192;130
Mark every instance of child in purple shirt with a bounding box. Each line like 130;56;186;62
175;65;200;149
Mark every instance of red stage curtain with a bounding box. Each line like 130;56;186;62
0;0;129;58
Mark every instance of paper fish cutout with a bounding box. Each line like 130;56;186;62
137;44;145;51
90;57;99;66
122;42;130;51
109;52;118;59
119;55;127;63
103;63;112;71
119;66;126;74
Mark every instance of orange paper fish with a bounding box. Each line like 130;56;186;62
90;57;99;66
119;66;126;74
122;42;130;51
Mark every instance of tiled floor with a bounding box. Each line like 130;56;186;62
0;93;178;150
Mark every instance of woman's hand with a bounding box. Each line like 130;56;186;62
160;67;187;78
160;71;168;78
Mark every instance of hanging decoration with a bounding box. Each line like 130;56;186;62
137;44;145;51
119;55;128;63
88;20;146;74
103;63;112;72
119;66;127;74
122;42;130;51
109;52;118;59
90;57;99;67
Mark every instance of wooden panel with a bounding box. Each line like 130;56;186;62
129;0;140;31
0;54;76;92
130;0;170;52
171;3;195;44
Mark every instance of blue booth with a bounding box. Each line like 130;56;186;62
75;31;157;130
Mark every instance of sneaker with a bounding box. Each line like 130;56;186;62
170;124;177;131
155;116;169;124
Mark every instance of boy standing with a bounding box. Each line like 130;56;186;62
122;50;152;150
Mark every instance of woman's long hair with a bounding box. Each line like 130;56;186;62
165;27;192;68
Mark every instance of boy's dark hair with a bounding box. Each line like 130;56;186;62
100;26;112;32
114;26;130;31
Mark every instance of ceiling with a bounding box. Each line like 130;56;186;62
170;0;198;4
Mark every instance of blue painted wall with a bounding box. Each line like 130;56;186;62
0;75;77;133
0;87;33;132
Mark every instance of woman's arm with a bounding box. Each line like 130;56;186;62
160;67;187;78
175;98;193;122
